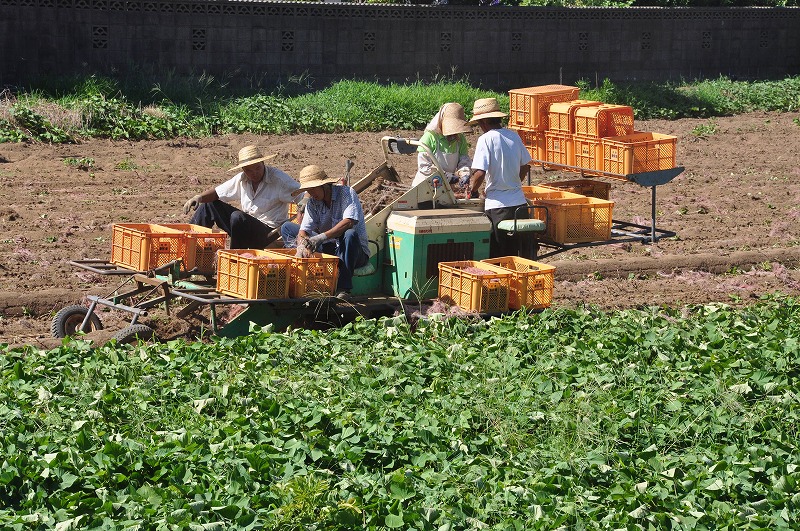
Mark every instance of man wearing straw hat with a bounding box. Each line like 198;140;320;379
183;145;300;249
467;97;532;258
280;165;370;301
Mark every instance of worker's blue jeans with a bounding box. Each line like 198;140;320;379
191;200;278;249
280;222;368;291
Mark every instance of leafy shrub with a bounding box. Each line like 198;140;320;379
0;119;26;142
9;104;73;143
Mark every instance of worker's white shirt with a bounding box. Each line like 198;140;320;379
471;128;531;211
215;167;300;229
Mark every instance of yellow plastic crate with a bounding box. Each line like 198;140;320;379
540;179;611;200
437;260;511;313
574;104;635;138
481;256;556;310
544;131;573;167
508;85;580;131
158;223;227;273
216;249;292;300
601;131;678;175
534;196;614;244
514;128;547;164
571;135;603;175
264;248;339;297
523;185;585;203
547;99;602;134
110;223;187;271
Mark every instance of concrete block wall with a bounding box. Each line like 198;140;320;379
1;0;798;91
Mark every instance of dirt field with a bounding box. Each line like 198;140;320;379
2;111;799;349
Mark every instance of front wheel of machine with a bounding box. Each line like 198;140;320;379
51;305;103;338
110;324;159;345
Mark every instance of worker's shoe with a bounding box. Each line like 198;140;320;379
335;290;352;302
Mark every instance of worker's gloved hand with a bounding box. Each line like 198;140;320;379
183;194;202;215
295;236;311;257
445;172;459;185
307;233;327;252
457;167;472;189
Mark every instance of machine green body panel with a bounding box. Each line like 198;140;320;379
350;252;383;296
383;208;491;300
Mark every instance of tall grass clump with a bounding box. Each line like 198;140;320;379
215;79;497;134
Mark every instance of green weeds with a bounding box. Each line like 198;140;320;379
62;156;94;171
1;75;799;143
114;158;139;171
691;119;718;138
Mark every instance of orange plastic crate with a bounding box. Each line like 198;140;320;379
508;85;580;131
571;135;603;175
110;223;187;271
437;260;511;313
540;179;611;200
574;104;635;138
158;223;227;273
515;128;547;164
547;99;602;134
522;185;585;203
601;131;678;175
544;131;573;166
481;256;556;310
216;249;292;300
533;196;614;244
263;248;339;297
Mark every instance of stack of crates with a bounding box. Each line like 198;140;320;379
508;85;580;166
545;99;602;168
571;104;635;174
110;223;226;274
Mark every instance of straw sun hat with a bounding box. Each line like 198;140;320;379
292;165;340;196
228;145;277;171
468;97;508;124
440;103;472;137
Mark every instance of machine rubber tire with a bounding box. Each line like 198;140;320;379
110;324;158;345
51;305;103;338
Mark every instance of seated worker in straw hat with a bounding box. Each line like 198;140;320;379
466;97;532;258
183;145;300;249
280;165;370;300
411;102;473;189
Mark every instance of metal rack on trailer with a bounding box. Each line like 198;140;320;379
57;258;400;343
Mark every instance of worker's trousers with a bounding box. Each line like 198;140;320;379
485;204;529;259
191;200;279;249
